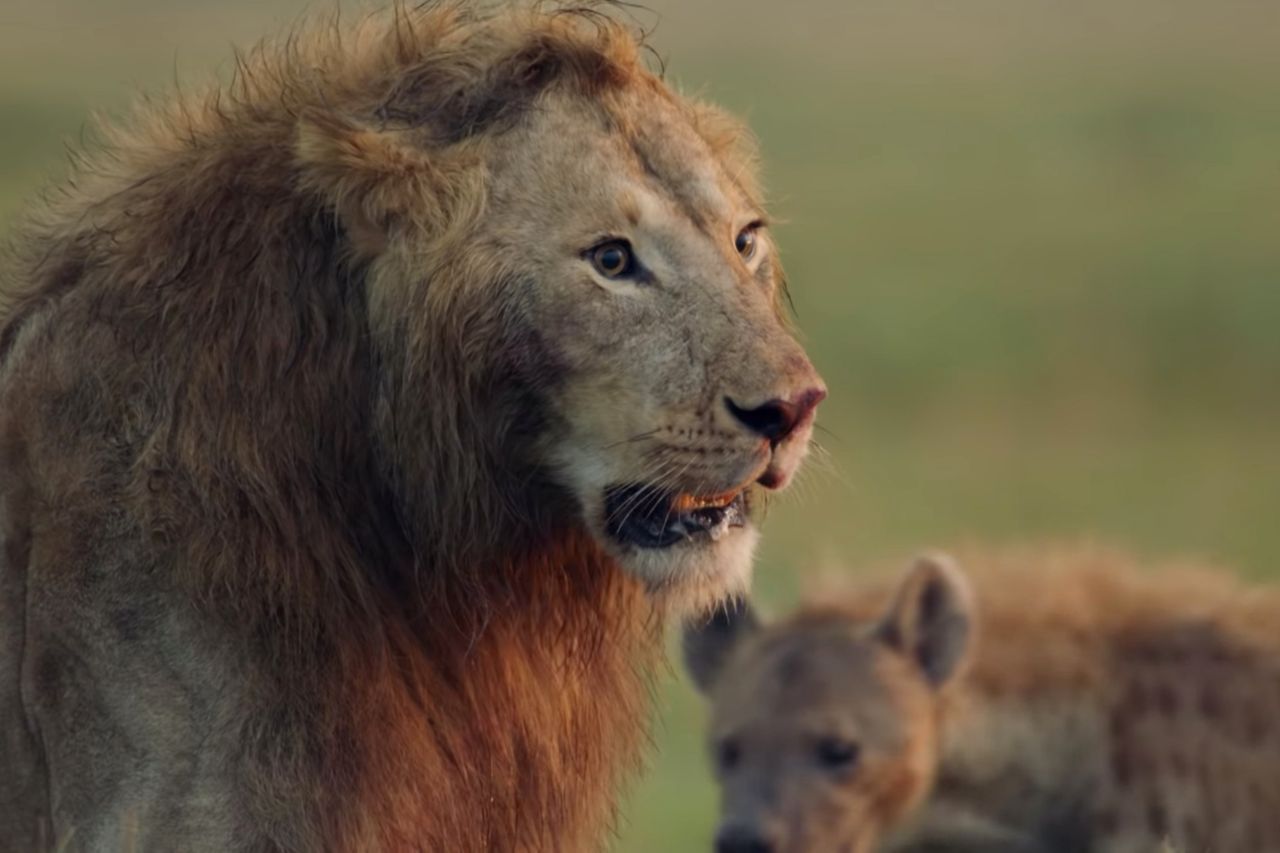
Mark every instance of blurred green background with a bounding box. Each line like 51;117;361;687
3;1;1277;849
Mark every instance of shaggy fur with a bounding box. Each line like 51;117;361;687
687;545;1280;853
0;3;822;850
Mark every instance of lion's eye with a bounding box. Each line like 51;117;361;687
587;240;636;279
815;736;860;773
734;224;760;261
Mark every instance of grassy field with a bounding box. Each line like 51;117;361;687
3;1;1278;850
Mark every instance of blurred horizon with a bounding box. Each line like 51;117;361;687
2;1;1277;850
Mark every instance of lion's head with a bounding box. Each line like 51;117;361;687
0;6;823;848
292;7;823;610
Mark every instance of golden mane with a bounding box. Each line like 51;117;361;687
4;1;658;619
0;4;709;848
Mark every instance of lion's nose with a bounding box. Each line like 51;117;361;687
725;387;826;444
714;824;775;853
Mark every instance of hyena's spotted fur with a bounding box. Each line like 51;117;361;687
685;545;1280;853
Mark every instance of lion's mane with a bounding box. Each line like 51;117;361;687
0;4;670;849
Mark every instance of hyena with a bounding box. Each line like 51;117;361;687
684;546;1280;853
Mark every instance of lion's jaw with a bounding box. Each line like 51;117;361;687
548;440;767;612
545;390;820;611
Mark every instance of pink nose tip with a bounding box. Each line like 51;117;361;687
725;387;826;444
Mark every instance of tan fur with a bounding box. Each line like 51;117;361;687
691;545;1280;853
0;4;822;850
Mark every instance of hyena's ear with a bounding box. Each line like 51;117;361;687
877;553;975;689
294;109;483;256
682;597;760;694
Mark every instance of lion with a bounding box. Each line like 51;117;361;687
685;546;1280;853
0;4;825;850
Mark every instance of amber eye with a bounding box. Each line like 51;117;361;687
734;224;760;260
717;737;742;772
815;736;860;772
588;240;635;279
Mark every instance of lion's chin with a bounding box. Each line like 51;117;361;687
608;523;759;615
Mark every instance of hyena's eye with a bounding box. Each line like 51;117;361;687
716;737;742;772
815;736;860;773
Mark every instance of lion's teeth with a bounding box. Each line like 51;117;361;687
672;491;737;513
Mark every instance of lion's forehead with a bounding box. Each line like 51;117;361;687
617;98;740;228
493;86;744;237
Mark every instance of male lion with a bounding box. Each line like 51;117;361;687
686;547;1280;853
0;4;824;850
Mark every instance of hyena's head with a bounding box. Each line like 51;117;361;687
683;555;975;853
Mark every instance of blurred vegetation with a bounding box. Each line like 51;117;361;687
2;1;1277;850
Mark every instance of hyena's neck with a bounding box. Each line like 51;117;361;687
931;689;1108;832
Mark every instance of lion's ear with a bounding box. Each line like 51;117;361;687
295;109;481;256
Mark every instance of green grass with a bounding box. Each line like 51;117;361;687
3;2;1278;850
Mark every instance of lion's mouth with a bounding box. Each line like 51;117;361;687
603;485;749;550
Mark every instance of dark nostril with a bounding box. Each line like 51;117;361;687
715;826;774;853
725;387;826;444
726;397;795;442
